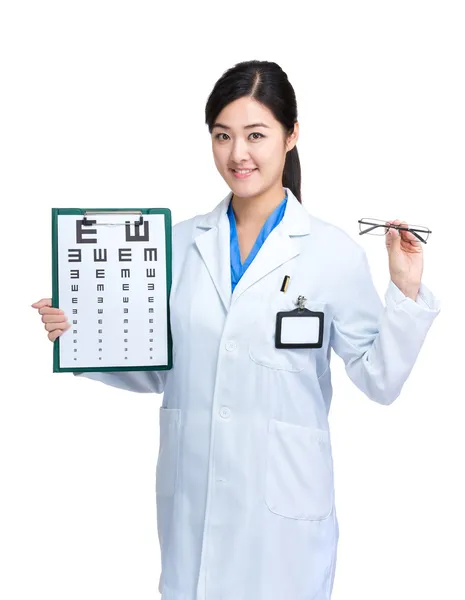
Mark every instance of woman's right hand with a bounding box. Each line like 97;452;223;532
31;298;70;342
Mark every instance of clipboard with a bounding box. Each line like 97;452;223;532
51;207;172;373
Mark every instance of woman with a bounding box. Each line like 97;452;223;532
32;60;441;599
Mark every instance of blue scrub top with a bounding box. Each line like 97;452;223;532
227;192;288;293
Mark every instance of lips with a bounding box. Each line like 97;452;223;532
230;168;258;179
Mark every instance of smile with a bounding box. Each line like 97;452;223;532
230;168;258;179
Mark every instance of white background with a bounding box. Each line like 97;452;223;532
1;1;463;598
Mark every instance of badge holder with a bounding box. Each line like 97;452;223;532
275;295;324;349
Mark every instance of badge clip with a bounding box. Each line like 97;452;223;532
295;295;307;311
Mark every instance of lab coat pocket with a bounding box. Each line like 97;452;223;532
249;294;326;372
156;407;181;497
265;418;334;521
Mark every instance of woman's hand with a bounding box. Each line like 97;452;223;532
385;219;424;300
31;298;70;342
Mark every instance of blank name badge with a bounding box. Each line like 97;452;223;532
275;307;324;349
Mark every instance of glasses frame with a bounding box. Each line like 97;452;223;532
358;218;432;244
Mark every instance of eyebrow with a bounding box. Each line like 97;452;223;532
212;122;270;130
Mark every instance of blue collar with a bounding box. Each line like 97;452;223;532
227;193;288;290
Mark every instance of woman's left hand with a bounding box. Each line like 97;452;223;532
385;219;424;300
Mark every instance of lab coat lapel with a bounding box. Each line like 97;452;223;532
231;227;299;302
194;187;311;312
194;191;233;312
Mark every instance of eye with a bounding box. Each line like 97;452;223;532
214;132;265;141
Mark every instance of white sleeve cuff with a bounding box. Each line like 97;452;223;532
384;279;442;317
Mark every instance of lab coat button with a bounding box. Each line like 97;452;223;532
219;407;231;419
225;340;237;352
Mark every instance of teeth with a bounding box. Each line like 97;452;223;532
234;169;255;173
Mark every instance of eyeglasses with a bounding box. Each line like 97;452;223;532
358;218;432;244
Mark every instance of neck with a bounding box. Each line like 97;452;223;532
231;184;287;229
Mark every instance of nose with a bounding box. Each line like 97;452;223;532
230;138;250;164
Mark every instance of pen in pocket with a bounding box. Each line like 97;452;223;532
280;275;290;293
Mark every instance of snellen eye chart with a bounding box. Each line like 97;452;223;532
51;208;172;373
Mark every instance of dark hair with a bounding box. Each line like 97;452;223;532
205;60;302;203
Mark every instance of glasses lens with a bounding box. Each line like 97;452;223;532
359;219;389;235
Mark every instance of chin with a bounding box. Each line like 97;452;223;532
228;174;263;193
230;185;261;199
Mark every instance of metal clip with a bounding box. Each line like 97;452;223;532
295;295;307;311
82;211;143;227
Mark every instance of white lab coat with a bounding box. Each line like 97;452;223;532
75;187;441;599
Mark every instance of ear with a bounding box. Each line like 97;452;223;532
286;121;299;152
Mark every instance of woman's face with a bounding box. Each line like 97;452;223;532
211;97;298;198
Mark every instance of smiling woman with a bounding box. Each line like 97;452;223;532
32;59;441;600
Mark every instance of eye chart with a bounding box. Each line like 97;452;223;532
51;208;172;373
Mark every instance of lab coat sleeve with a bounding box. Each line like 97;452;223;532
72;369;168;394
330;248;441;405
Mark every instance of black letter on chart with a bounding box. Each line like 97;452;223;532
144;248;157;262
93;248;107;262
68;249;82;262
76;220;97;244
119;249;132;262
125;218;149;242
